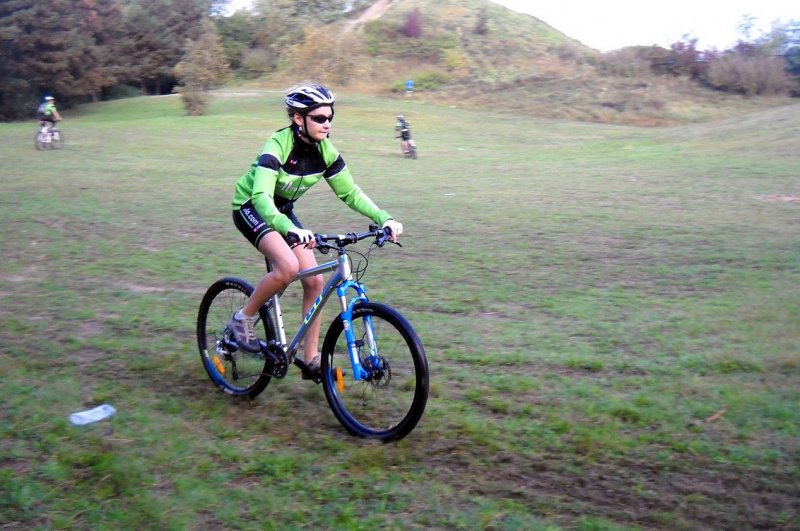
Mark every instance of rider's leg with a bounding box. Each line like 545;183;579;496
242;231;299;316
227;231;299;353
293;245;323;365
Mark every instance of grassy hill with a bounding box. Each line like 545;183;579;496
1;90;798;528
249;0;796;125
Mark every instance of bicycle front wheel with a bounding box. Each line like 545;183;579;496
197;277;275;398
51;130;63;149
321;302;429;441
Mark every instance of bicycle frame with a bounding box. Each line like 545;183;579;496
265;249;374;381
39;127;57;140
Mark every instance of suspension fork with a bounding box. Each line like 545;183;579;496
337;280;375;380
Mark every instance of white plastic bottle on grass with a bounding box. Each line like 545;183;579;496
69;404;116;425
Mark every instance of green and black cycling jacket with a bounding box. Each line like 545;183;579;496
232;124;392;236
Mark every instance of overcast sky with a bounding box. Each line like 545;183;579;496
226;0;800;52
489;0;800;51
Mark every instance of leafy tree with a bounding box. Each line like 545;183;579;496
0;0;227;119
668;36;703;79
174;21;231;115
0;0;123;118
209;0;231;16
213;10;258;72
79;0;127;101
248;0;298;73
785;46;800;77
772;20;800;76
118;0;209;94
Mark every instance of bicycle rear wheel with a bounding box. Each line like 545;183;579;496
321;301;429;441
34;132;46;150
197;277;275;397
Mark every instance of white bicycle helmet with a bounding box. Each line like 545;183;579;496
285;84;335;116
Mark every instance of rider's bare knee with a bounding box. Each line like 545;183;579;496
301;273;323;295
271;256;300;286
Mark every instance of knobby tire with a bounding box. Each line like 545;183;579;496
321;301;429;441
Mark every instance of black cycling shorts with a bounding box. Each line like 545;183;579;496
233;199;302;249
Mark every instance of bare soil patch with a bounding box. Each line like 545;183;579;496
755;195;800;203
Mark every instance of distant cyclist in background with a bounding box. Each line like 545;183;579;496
395;114;416;157
227;84;403;378
37;95;62;133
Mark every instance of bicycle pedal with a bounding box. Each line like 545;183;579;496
294;359;321;384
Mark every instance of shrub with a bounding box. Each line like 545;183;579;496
388;71;450;93
443;49;470;74
413;71;450;90
473;7;489;35
175;89;210;116
596;47;654;78
284;28;361;85
705;54;793;96
403;8;422;38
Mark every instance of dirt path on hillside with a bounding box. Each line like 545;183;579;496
344;0;395;33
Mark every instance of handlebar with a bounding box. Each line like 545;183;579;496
287;226;399;254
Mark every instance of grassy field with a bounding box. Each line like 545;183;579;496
1;90;799;529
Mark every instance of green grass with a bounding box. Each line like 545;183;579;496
1;90;799;529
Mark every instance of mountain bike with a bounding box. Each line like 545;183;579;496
34;124;63;150
405;141;418;159
196;226;429;442
397;135;418;159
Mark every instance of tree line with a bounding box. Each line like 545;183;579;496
0;0;370;120
2;1;798;121
0;0;218;119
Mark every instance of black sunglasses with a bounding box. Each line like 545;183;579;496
307;113;334;124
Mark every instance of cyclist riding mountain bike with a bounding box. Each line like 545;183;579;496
37;95;62;131
228;84;403;377
395;114;416;156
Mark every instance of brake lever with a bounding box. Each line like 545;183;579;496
314;234;330;254
375;230;404;248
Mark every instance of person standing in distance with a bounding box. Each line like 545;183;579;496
228;84;403;377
